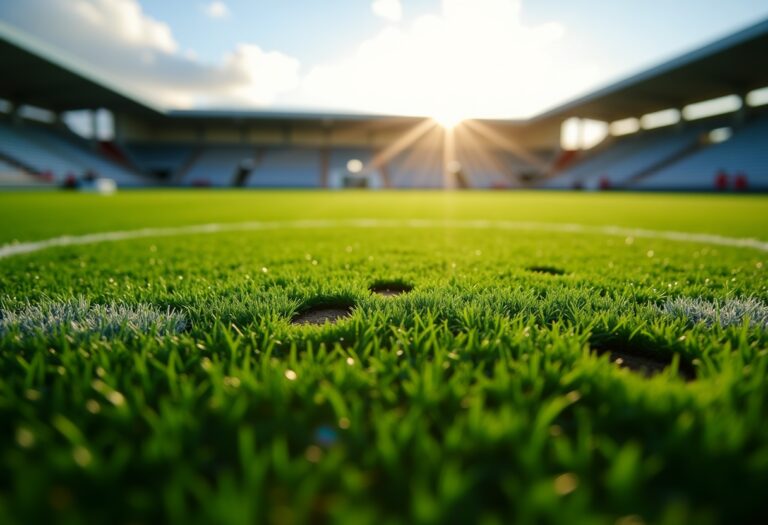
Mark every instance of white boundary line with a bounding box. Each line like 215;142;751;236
1;219;767;260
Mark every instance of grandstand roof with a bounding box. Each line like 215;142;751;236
1;16;767;127
0;20;161;114
533;17;768;123
164;109;425;125
161;109;527;130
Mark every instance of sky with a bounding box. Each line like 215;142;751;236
1;0;767;120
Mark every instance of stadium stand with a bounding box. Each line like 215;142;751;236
492;151;545;188
22;124;147;186
248;148;320;188
533;18;768;192
1;16;767;191
387;144;444;188
0;120;149;185
127;143;196;181
180;146;257;187
0;158;41;186
454;137;510;189
328;148;377;188
0;121;82;180
545;125;705;190
452;153;516;189
132;145;398;189
633;113;768;191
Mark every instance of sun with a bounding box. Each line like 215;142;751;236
433;111;466;129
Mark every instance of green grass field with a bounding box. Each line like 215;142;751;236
1;191;767;525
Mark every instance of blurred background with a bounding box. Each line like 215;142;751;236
0;0;767;191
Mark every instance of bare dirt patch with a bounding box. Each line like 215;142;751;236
292;305;353;326
369;282;413;297
526;266;566;276
594;346;695;381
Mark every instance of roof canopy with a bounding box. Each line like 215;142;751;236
1;17;767;125
533;18;768;123
0;21;160;114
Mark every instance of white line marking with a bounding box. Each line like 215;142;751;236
1;219;767;260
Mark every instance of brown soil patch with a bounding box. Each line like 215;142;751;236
292;306;352;326
597;347;695;381
369;282;413;297
527;266;566;276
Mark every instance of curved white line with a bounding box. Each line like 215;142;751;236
1;219;766;260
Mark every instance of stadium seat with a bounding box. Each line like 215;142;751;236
633;115;768;191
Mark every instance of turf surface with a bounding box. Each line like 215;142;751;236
0;191;767;524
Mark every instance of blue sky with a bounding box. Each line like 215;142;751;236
140;0;767;70
140;0;443;65
1;0;767;118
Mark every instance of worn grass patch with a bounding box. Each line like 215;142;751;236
291;305;354;325
0;297;186;338
368;281;414;296
526;265;567;276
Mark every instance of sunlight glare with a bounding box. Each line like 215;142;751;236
433;111;465;129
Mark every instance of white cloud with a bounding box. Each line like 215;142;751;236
0;0;298;108
204;44;300;106
204;1;229;19
371;0;402;22
284;0;600;119
0;0;601;118
71;0;177;53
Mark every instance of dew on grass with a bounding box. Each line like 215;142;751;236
72;446;92;468
223;376;241;388
526;266;566;276
25;389;41;401
565;391;581;403
16;427;35;448
369;282;413;297
305;445;323;463
107;391;126;406
553;473;579;495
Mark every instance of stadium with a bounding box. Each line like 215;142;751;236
1;3;767;525
1;18;767;191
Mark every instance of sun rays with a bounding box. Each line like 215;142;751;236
361;115;543;189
